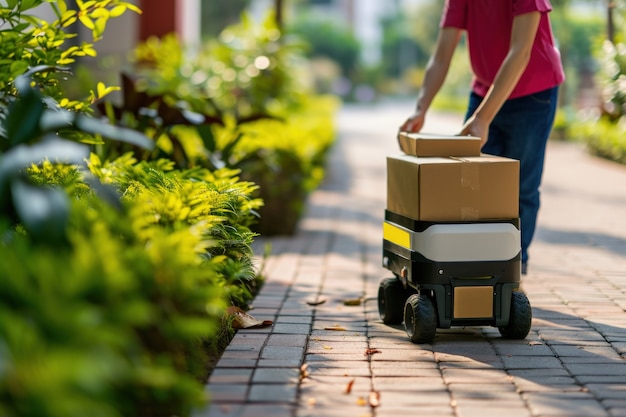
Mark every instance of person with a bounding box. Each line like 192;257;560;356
401;0;565;275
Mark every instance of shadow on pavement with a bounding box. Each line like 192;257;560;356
536;226;626;257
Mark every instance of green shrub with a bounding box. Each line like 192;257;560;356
572;117;626;163
0;0;140;112
87;154;262;307
223;95;339;234
0;154;261;416
598;40;626;120
0;2;265;415
108;13;338;235
288;13;361;78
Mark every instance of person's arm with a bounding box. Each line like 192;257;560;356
459;11;541;145
401;27;462;132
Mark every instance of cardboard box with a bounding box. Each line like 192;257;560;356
387;154;519;221
398;132;481;157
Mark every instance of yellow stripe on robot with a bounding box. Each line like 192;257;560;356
383;222;410;249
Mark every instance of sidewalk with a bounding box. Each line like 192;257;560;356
196;101;626;417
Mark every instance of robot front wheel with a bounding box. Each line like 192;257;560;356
404;294;438;344
498;291;532;339
377;277;437;344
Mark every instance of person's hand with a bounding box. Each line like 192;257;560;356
400;111;426;133
459;115;490;147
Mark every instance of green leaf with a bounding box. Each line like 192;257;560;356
73;114;155;150
93;17;107;40
5;77;45;146
39;107;74;132
9;60;29;78
0;136;89;179
196;124;216;152
78;15;94;30
0;136;88;212
11;177;69;243
18;0;38;11
22;64;71;78
82;175;123;211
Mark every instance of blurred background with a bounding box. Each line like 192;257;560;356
59;0;622;110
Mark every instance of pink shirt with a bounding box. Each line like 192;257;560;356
441;0;565;99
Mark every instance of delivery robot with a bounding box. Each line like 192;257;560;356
378;209;532;344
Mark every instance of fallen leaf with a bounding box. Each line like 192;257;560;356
306;298;326;306
364;348;381;357
226;306;273;329
299;364;310;381
356;396;368;406
369;391;381;408
343;297;363;306
324;326;347;331
307;397;317;406
344;378;355;394
323;346;333;350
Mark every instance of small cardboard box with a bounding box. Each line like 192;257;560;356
387;154;519;221
398;132;481;157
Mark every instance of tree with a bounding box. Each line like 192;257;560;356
201;0;251;38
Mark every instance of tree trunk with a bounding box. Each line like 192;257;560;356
275;0;284;29
607;1;615;43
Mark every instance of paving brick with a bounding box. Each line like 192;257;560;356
237;404;293;417
208;384;248;403
523;393;610;417
564;363;626;376
213;359;258;369
441;368;511;384
586;384;626;400
266;333;308;347
257;358;303;368
247;384;298;403
252;368;301;384
209;368;253;385
260;345;305;361
455;404;532;417
500;355;565;369
373;376;448;391
551;345;622;359
271;323;311;335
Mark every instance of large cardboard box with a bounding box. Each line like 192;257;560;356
387;154;519;221
398;132;481;157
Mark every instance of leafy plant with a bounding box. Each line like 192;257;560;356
122;13;338;235
0;0;140;112
0;71;154;245
599;40;626;121
0;2;269;416
289;13;361;78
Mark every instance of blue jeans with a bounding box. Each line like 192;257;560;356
465;87;559;265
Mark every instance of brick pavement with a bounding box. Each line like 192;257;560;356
195;101;626;417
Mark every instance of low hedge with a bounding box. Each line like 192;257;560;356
571;116;626;163
0;155;261;417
